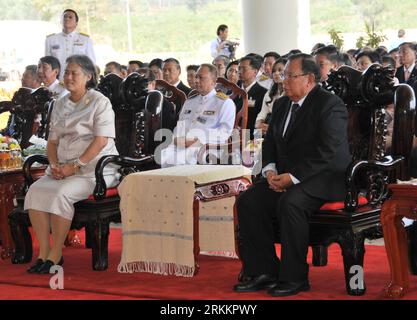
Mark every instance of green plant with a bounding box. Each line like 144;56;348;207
328;28;344;50
356;36;365;49
364;21;387;48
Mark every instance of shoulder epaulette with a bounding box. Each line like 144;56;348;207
46;33;56;38
79;32;90;37
259;74;269;81
216;91;228;100
188;91;199;99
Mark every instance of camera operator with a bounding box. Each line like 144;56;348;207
210;24;239;60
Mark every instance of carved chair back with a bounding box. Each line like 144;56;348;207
155;79;187;117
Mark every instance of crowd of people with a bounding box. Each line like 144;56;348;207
3;7;417;298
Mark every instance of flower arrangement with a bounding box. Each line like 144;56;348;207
0;135;21;151
0;134;22;170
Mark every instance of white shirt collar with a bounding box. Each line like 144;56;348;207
242;80;257;93
200;89;216;100
62;30;76;37
174;80;181;87
292;94;308;107
47;79;59;90
405;63;415;73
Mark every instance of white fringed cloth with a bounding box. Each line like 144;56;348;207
117;165;252;277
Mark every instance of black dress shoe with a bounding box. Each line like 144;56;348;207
268;280;310;297
27;259;45;274
233;274;278;293
37;256;64;274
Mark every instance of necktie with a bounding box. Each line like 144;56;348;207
405;69;411;82
284;103;301;137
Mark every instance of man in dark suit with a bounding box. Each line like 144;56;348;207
233;53;351;297
162;58;192;96
395;42;417;85
238;55;267;139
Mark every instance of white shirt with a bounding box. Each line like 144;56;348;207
256;89;280;122
174;89;236;144
210;37;231;59
404;63;416;81
47;79;68;99
262;95;309;184
45;30;96;80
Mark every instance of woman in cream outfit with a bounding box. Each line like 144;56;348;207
24;55;119;274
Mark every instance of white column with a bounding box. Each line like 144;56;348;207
241;0;311;56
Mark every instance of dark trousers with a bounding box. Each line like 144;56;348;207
236;179;324;282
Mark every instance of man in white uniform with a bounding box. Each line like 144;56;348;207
45;9;96;80
37;56;68;99
160;64;236;167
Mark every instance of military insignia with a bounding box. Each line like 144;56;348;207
196;116;207;124
203;111;216;116
216;91;228;100
74;41;84;46
248;99;255;108
259;74;269;81
52;45;60;50
79;32;90;37
184;110;192;114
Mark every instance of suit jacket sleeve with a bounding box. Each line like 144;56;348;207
290;94;348;181
261;98;282;168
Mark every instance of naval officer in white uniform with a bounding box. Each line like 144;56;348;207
45;9;96;80
160;63;236;167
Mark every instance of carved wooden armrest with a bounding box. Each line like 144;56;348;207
344;155;404;211
93;154;155;200
22;154;49;192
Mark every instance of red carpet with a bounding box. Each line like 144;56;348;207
1;228;417;300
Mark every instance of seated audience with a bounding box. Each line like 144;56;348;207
37;56;68;99
120;65;128;78
127;60;144;75
395;42;417;84
255;58;286;136
212;55;230;78
355;51;381;72
225;60;239;85
238;55;268;138
313;45;339;84
388;47;401;70
234;53;351;297
258;52;280;89
162;58;192;96
159;64;235;167
104;61;123;77
149;58;163;80
186;64;200;90
22;65;42;90
24;54;119;274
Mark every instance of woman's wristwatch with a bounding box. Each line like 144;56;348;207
73;158;87;173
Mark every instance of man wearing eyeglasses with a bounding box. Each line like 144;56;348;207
234;53;351;297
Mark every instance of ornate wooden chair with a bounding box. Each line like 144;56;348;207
155;79;187;118
8;73;166;270
0;87;52;149
236;65;415;295
197;77;249;165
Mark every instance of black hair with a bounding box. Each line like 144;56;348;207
66;54;97;89
240;55;262;71
163;58;181;71
356;51;381;64
129;60;144;68
288;53;321;83
225;60;239;80
186;65;200;72
63;9;79;22
217;24;228;36
137;67;156;82
382;55;396;69
105;61;122;73
266;59;286;106
314;45;339;59
149;58;163;69
39;56;61;79
263;51;280;61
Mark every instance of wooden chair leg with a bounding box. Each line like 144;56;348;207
88;218;110;271
339;230;366;296
8;209;32;264
407;222;417;275
312;245;328;266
